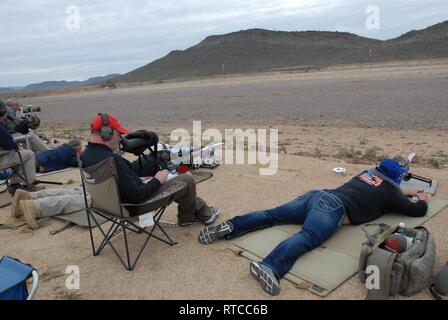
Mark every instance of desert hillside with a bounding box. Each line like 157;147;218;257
115;21;448;83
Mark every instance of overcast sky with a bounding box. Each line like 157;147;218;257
1;0;447;87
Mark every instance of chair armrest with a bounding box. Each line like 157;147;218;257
121;181;188;214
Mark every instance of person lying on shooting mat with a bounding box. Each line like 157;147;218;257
35;139;83;173
198;158;431;296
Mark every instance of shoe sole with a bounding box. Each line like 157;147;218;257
198;221;232;245
198;227;217;244
249;262;281;296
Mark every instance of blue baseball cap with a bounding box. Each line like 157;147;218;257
376;159;407;184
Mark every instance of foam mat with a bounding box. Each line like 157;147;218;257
228;199;448;296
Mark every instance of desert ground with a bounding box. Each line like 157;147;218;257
1;60;447;300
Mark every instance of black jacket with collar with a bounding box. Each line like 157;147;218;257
0;121;18;150
80;142;161;204
327;170;428;225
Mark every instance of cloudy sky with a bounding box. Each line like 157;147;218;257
1;0;447;87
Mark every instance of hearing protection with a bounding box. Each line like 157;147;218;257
99;113;113;141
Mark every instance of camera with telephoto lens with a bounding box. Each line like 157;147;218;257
6;105;42;134
22;105;41;114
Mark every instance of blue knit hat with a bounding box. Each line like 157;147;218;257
376;159;407;184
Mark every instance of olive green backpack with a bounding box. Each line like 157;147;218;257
359;223;436;300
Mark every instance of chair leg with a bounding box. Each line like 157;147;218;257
153;207;177;246
17;151;31;189
121;221;132;271
126;208;177;246
88;212;131;270
128;226;152;271
87;209;175;271
96;222;121;255
86;210;96;256
6;167;27;195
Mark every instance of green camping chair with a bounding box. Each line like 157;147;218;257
79;157;187;271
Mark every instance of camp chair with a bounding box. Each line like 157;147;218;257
13;134;63;187
80;157;187;271
0;256;39;300
0;149;32;208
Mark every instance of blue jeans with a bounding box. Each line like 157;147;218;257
228;190;345;278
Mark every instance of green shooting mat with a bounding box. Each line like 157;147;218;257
228;199;448;297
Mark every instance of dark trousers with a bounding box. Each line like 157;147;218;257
227;190;345;278
131;155;211;223
160;173;211;223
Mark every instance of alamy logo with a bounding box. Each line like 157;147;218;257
366;265;380;290
365;5;380;30
65;265;80;290
65;5;80;30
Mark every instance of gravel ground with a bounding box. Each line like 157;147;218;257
19;61;448;131
2;61;447;300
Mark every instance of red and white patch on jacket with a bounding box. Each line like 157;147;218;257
358;173;383;187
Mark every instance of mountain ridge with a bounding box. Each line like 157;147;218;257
115;20;448;83
0;74;121;93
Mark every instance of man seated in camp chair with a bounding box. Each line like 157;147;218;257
198;158;431;296
12;113;220;229
5;99;50;152
0;100;43;196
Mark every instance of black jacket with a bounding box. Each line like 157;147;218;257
327;170;428;225
80;142;161;204
0;121;18;150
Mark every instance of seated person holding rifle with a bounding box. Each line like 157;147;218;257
11;113;220;230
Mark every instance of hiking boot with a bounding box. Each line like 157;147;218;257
11;189;31;218
20;200;40;230
249;261;281;296
198;220;233;245
201;206;221;226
